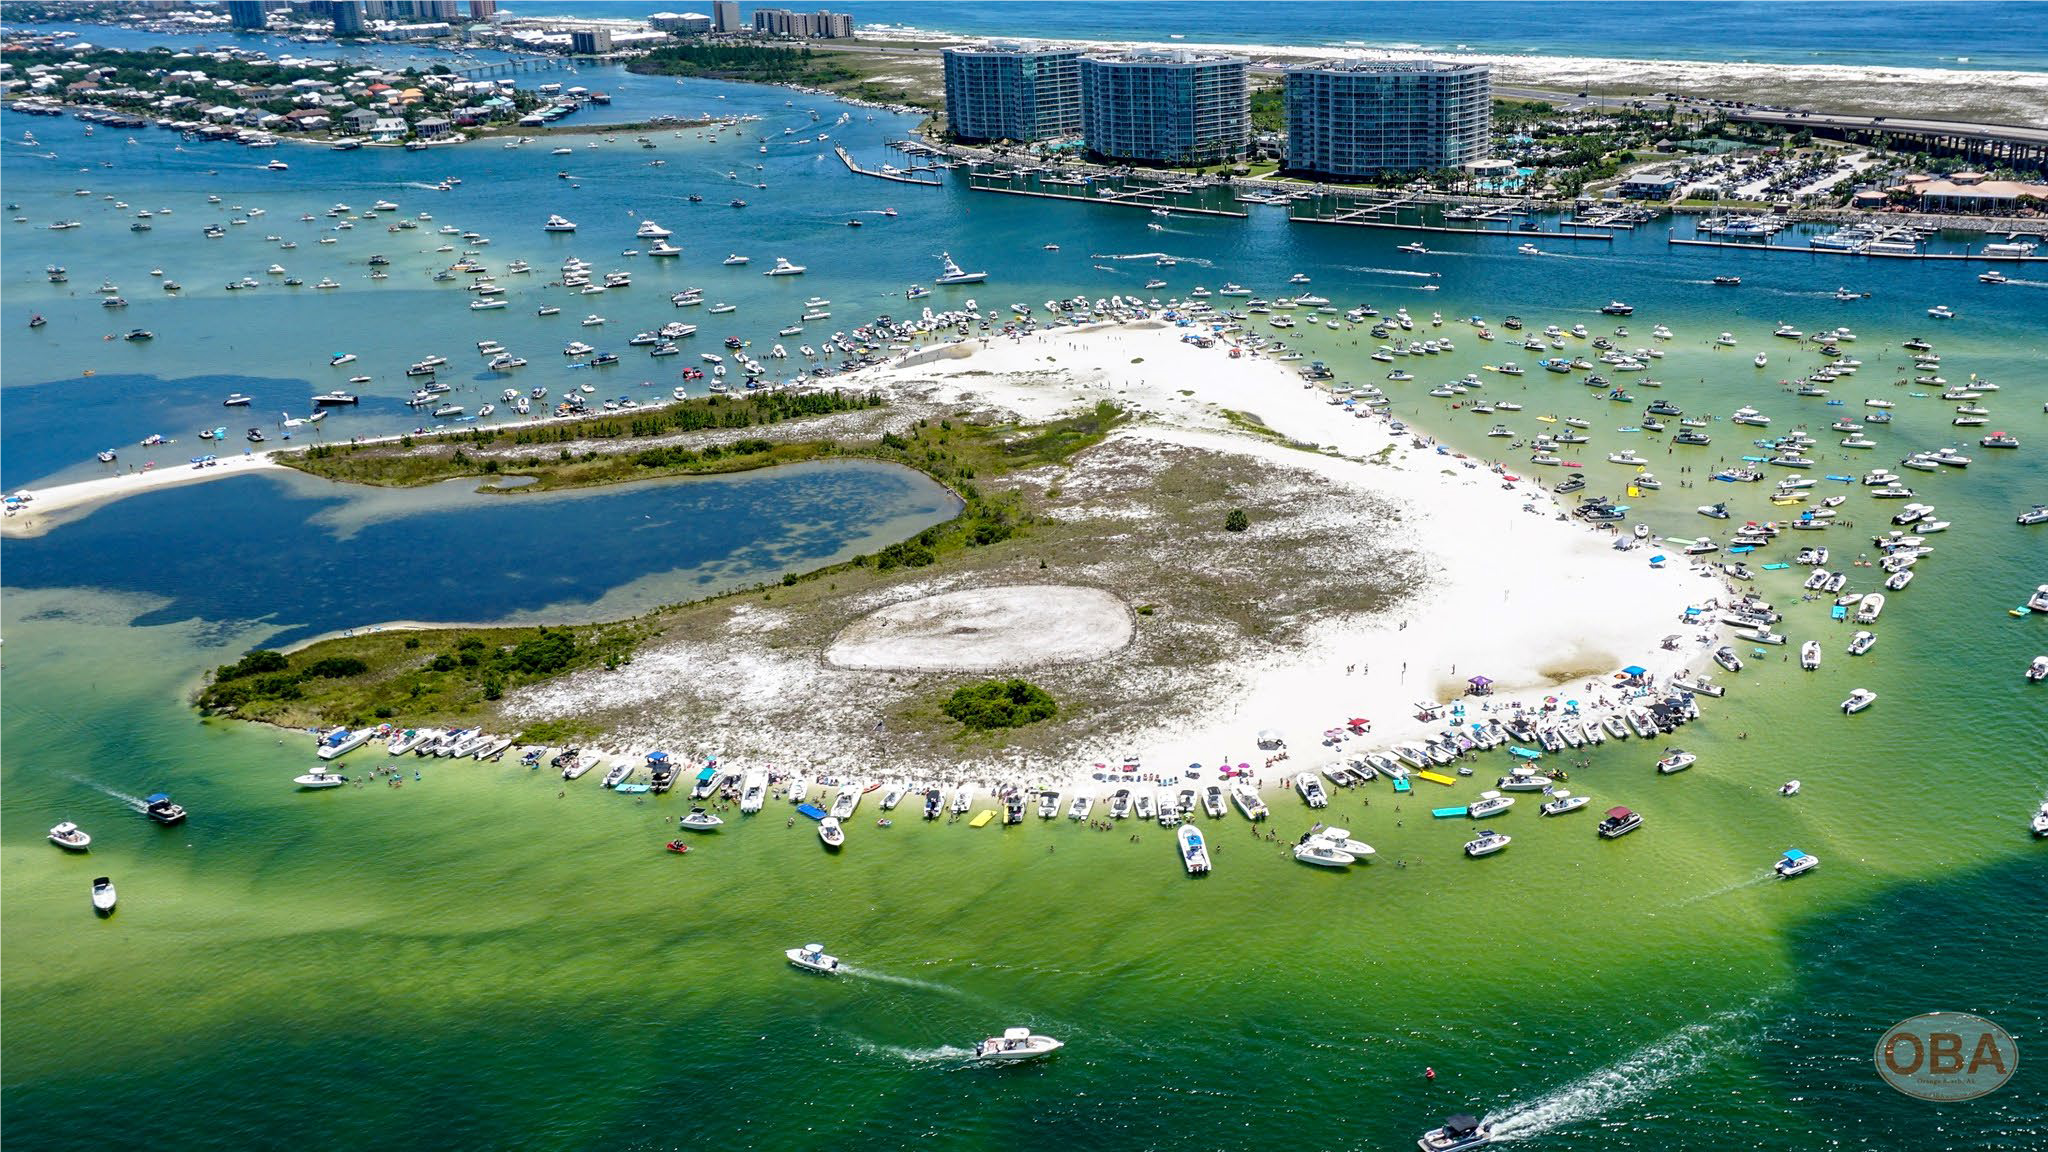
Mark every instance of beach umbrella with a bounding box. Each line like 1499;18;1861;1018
1623;665;1647;678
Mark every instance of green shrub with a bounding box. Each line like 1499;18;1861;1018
302;656;369;679
1225;508;1250;532
942;679;1057;730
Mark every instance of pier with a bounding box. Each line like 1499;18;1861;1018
834;146;942;186
1668;234;2048;261
1291;214;1614;241
964;171;1248;218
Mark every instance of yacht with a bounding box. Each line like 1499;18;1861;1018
786;943;840;974
294;769;348;789
1596;806;1643;838
1463;828;1511;857
49;821;92;850
935;252;988;285
635;220;672;239
972;1028;1063;1062
1841;688;1878;714
1178;823;1212;875
818;815;845;850
1774;849;1820;878
144;793;188;825
543;214;577;232
92;876;118;915
1419;1114;1493;1152
722;253;750;266
764;257;806;276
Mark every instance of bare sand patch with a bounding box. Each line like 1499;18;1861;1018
825;584;1133;672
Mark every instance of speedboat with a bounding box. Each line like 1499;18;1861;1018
1419;1114;1492;1152
1539;790;1589;816
1774;848;1820;877
1232;782;1268;821
1463;828;1511;857
1596;806;1643;838
818;815;845;849
1293;836;1355;867
1841;688;1877;714
679;807;725;831
1178;823;1212;874
92;876;118;915
294;769;347;789
1781;780;1802;796
1466;791;1514;818
1800;641;1822;670
1067;793;1094;821
786;943;840;974
764;257;806;276
973;1028;1062;1062
1295;772;1329;808
2029;656;2048;683
1656;750;1695;774
1319;826;1376;859
49;821;92;850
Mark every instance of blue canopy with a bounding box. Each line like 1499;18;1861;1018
1622;665;1647;677
1783;849;1808;860
646;751;670;765
145;793;170;804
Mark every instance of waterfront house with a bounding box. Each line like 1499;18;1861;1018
341;106;381;134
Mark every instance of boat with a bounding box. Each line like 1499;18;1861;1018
1540;790;1589;816
1067;793;1094;821
1774;848;1820;878
1656;750;1695;774
1231;782;1268;821
1177;823;1212;875
818;816;845;849
1847;631;1876;656
1781;780;1802;796
1036;790;1060;819
144;793;187;825
1295;772;1329;808
1800;641;1822;670
1463;828;1511;857
1466;791;1515;818
935;252;987;285
1596;806;1643;839
49;821;91;850
1841;688;1877;714
1601;301;1634;316
1293;837;1355;867
663;798;722;828
294;769;348;789
973;1028;1063;1062
543;214;577;232
1419;1114;1492;1152
92;876;117;915
764;257;806;276
786;943;840;974
2030;656;2048;684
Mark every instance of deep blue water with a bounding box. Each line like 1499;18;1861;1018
1;462;958;645
535;1;2048;72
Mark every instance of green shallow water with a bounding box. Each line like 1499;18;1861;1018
6;51;2048;1152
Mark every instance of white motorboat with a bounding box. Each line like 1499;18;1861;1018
1231;782;1268;821
1497;767;1551;792
1419;1114;1493;1152
1467;791;1514;818
973;1027;1062;1062
786;943;840;974
1656;750;1696;774
1847;630;1876;656
1855;593;1887;624
92;876;118;915
1463;829;1511;857
1841;688;1878;714
1292;837;1355;867
935;252;987;285
1781;780;1802;796
818;815;845;849
830;787;859;819
294;769;348;789
1800;641;1822;670
601;761;633;788
1133;792;1156;822
1067;793;1094;821
1318;827;1376;859
1202;785;1227;818
952;785;972;814
387;728;434;756
1774;848;1820;877
2029;656;2048;684
679;806;725;831
316;726;376;760
764;257;806;276
49;821;92;850
564;756;601;781
1295;772;1329;808
1178;823;1212;874
740;771;769;812
1539;790;1589;816
1036;790;1061;819
2033;800;2048;838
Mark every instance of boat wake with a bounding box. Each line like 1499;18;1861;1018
836;965;966;997
850;1038;976;1065
63;773;149;813
1342;265;1441;279
1087;251;1216;268
1484;1002;1770;1143
1669;871;1775;908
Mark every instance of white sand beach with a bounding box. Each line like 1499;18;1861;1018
0;452;284;539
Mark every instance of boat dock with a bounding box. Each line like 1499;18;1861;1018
834;146;942;186
1667;234;2048;261
965;172;1248;218
1291;213;1614;241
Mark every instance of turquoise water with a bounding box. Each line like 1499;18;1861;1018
6;46;2048;1152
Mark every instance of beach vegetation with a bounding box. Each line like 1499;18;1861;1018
941;679;1058;730
1225;508;1251;533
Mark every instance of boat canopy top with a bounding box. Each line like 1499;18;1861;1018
1606;807;1635;819
647;750;669;764
1442;1115;1483;1138
1003;1027;1031;1041
1784;848;1808;860
145;792;171;804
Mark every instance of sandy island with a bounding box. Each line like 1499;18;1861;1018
1;452;285;539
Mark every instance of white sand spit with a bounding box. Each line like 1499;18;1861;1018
826;584;1134;672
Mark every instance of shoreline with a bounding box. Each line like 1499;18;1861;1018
1;452;284;539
